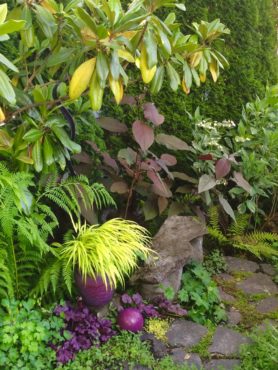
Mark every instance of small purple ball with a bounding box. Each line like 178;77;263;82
117;308;144;332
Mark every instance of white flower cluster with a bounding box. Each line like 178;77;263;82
196;119;236;129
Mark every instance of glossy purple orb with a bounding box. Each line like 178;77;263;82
117;308;144;332
75;272;114;308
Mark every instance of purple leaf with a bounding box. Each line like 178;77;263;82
120;95;137;105
156;134;191;151
147;170;172;198
132;120;154;151
143;103;165;126
102;152;119;173
232;172;252;193
160;154;177;166
215;158;231;179
97;117;128;133
198;174;216;193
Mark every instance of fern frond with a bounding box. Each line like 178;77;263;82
207;226;228;243
208;206;221;231
228;214;249;236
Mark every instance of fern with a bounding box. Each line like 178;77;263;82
208;207;278;259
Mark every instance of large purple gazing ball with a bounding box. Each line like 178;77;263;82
117;308;144;332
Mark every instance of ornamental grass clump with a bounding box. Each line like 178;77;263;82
61;218;153;289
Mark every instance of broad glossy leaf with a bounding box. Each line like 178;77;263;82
156;133;190;151
232;172;252;193
0;20;25;36
0;53;18;72
32;141;43;172
218;194;235;220
198;174;216;193
132;120;154;151
215;158;231;179
23;128;43;143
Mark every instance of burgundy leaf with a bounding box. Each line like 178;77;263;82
198;174;216;193
143;103;165;126
160;154;177;166
110;181;129;194
97;117;128;133
132;120;154;151
102;152;119;173
147;170;172;198
118;158;134;177
72;152;92;164
120;95;137;105
85;140;100;153
156;134;191;151
232;172;252;193
158;197;168;214
215;158;231;179
198;154;213;161
141;159;160;171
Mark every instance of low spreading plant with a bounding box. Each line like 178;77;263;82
238;324;278;370
118;292;187;318
164;263;226;324
203;249;227;275
0;299;64;370
53;300;115;364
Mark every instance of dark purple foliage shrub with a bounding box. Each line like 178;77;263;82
53;300;115;364
118;293;187;318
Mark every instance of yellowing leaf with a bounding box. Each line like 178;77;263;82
109;75;123;104
190;51;202;68
135;57;140;69
89;71;104;111
209;60;219;82
117;49;135;63
0;107;5;123
182;80;190;94
69;57;96;100
41;0;57;14
200;73;206;83
140;46;157;84
0;4;7;25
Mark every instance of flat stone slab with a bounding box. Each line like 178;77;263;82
208;327;250;356
227;307;242;325
256;296;278;314
217;273;234;282
170;348;202;369
225;256;259;273
219;287;236;303
256;319;277;331
237;273;278;295
167;319;208;348
205;359;240;370
260;263;276;276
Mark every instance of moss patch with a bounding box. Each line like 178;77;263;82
189;322;216;360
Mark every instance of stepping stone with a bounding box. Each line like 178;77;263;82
237;273;278;295
227;307;242;325
256;296;278;314
205;359;240;370
140;333;168;359
208;327;250;356
225;256;259;273
170;348;202;369
256;319;277;331
219;287;236;303
217;273;234;282
260;263;276;276
167;320;208;348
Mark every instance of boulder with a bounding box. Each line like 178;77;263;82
131;216;206;299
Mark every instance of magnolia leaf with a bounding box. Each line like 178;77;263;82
97;117;127;133
110;181;129;194
215;157;231;179
218;194;235;220
156;134;190;151
198;174;216;193
232;172;252;193
160;154;177;166
143;102;164;125
158;196;168;214
132;120;154;151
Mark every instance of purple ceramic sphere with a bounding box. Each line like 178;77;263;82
75;272;114;308
117;308;144;332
